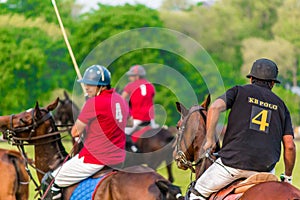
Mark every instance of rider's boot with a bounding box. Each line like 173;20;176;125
186;181;207;200
51;183;62;200
126;135;139;153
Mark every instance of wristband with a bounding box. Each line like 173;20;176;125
280;173;292;184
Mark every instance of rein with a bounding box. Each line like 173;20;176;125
175;105;207;173
8;110;52;135
5;109;71;145
4;108;71;198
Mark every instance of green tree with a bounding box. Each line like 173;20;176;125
272;0;300;86
241;37;297;86
0;0;75;24
0;27;48;114
161;0;283;67
71;4;210;125
0;15;72;114
161;0;194;11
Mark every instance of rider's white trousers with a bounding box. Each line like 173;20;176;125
52;154;104;187
190;158;275;200
125;119;158;135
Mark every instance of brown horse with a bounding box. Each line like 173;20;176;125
53;90;79;126
0;98;184;200
53;90;81;154
124;126;175;183
54;92;175;182
173;94;300;200
0;148;29;200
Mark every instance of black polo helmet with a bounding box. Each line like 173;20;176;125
246;58;280;83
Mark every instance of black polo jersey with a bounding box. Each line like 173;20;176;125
218;83;294;172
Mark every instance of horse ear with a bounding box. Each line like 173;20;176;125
35;101;42;119
176;102;188;116
47;98;59;111
201;94;211;110
63;90;70;100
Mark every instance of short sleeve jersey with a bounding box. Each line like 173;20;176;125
123;79;155;121
78;89;129;165
218;83;293;172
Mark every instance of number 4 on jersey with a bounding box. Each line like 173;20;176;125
250;106;271;133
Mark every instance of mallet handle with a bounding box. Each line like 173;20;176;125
51;0;86;94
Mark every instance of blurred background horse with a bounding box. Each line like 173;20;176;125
54;90;79;126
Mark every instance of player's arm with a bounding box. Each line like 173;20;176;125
282;135;296;176
71;119;87;138
204;98;227;150
121;91;129;100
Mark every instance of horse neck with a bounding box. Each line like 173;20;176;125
34;136;68;182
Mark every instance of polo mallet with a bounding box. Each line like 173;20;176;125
40;1;86;199
51;0;87;97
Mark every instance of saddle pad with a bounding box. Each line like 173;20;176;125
209;173;278;200
70;176;104;200
131;126;152;142
234;172;278;194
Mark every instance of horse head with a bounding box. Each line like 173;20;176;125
173;94;213;178
54;90;79;125
1;98;59;142
0;98;68;180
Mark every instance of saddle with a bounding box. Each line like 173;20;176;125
209;172;278;200
131;125;152;143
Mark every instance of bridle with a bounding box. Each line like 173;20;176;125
5;109;69;145
3;107;70;198
175;105;207;173
6;109;51;142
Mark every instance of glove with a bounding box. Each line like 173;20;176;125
280;173;292;184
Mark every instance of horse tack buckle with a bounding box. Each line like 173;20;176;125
175;151;186;163
5;129;15;142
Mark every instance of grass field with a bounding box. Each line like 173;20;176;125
0;139;299;199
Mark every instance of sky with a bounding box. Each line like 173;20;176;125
76;0;164;12
75;0;210;13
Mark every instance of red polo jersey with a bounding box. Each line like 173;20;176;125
123;79;155;121
78;89;128;165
